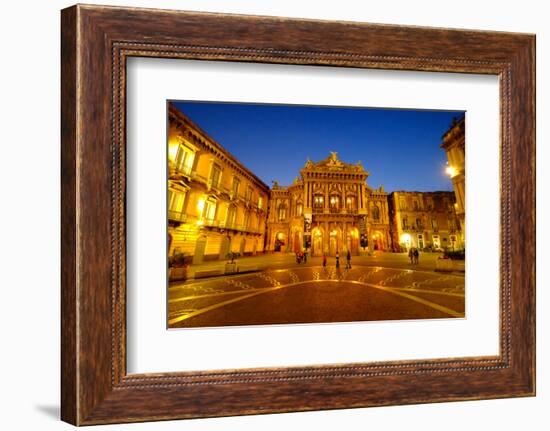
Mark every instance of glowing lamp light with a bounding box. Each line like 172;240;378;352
400;233;411;244
168;142;179;162
197;198;205;212
445;165;457;177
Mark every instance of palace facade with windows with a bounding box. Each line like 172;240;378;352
441;116;465;243
388;191;463;252
265;152;391;256
167;104;269;264
167;104;464;263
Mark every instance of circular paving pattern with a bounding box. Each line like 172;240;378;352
168;265;465;328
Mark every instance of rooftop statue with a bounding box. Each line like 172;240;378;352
326;151;343;167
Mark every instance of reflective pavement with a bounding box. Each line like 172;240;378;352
168;265;465;328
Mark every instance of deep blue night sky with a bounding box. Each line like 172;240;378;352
172;101;464;192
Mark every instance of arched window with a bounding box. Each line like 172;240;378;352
346;196;357;212
296;201;303;216
372;205;380;221
329;195;340;213
313;195;324;212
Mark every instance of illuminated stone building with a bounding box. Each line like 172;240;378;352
266;152;391;256
388;191;463;252
167;104;269;264
167;104;465;263
441;116;465;242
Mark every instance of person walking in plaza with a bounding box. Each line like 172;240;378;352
408;247;414;264
322;253;327;268
346;249;352;269
303;249;308;264
413;248;420;265
335;251;340;269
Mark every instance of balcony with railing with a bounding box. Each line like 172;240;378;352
168;210;188;223
217;221;262;235
176;164;193;177
207;178;222;192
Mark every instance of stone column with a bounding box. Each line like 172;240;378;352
325;182;329;213
343;221;347;251
324;221;329;254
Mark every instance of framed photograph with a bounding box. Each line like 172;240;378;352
61;4;535;425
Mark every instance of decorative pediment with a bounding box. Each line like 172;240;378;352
302;151;367;173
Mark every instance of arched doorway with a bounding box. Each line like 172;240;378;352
372;231;385;251
346;227;359;255
312;227;323;256
274;231;285;252
329;227;342;256
293;230;302;253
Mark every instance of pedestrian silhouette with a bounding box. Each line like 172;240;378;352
346;249;352;269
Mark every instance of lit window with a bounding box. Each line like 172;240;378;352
347;196;357;212
329;195;340;212
168;189;185;213
313;195;324;211
202;198;217;221
173;142;195;174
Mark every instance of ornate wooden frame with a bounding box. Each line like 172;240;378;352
61;4;535;425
